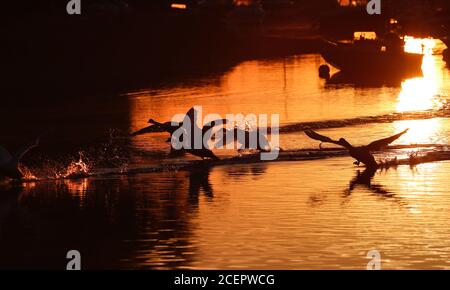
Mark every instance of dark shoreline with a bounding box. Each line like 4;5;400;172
2;8;323;103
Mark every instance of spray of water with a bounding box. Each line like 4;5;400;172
18;129;130;182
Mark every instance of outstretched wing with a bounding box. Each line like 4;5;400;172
131;125;166;136
13;137;40;162
304;129;343;146
184;107;196;127
366;129;409;151
203;119;228;131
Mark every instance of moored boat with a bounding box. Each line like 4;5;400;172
321;32;423;77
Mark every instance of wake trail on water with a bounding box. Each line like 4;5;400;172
16;144;450;183
279;104;450;133
10;106;450;183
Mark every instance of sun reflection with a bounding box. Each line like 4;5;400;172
397;38;445;113
403;36;436;55
394;118;442;145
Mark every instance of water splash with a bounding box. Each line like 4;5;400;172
22;151;91;181
18;164;38;181
18;129;129;182
61;152;91;179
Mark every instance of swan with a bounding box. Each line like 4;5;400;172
131;107;195;141
217;127;271;152
304;129;409;168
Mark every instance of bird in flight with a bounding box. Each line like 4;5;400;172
304;128;409;169
132;107;223;160
131;107;196;141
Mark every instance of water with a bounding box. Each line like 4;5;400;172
1;38;450;269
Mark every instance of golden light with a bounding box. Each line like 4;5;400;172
396;76;438;112
234;0;255;6
171;3;187;9
395;38;445;145
338;0;366;6
395;36;444;144
65;178;89;197
353;31;377;40
403;36;436;55
394;118;442;145
389;18;398;24
397;38;444;113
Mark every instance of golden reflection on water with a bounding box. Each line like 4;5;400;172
396;55;442;112
186;159;450;269
128;38;449;136
127;55;402;140
397;38;445;113
394;118;443;145
10;157;450;269
403;36;436;55
394;38;447;144
65;178;89;196
124;38;450;269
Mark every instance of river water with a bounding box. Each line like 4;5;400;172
1;38;450;269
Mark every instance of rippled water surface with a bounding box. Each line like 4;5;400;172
2;38;450;269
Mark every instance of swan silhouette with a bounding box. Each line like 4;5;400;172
180;118;225;161
0;138;39;180
132;107;222;160
304;129;409;168
131;107;196;142
217;127;271;152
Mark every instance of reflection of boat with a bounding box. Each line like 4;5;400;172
326;71;413;88
321;33;423;76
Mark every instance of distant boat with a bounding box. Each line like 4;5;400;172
321;33;423;76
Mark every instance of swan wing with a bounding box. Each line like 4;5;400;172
183;107;196;128
304;129;343;146
367;129;409;151
131;125;166;136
